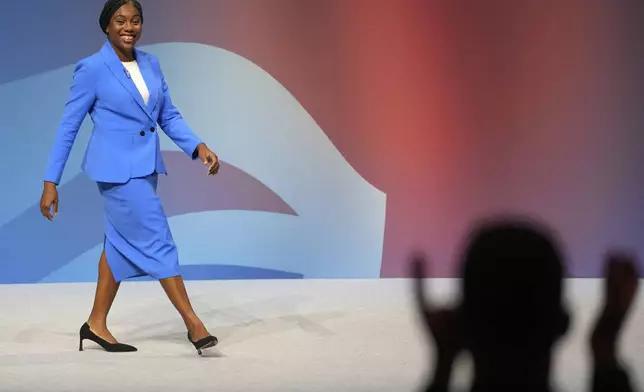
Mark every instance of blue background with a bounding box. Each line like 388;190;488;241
0;1;387;283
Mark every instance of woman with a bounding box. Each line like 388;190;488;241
39;0;219;355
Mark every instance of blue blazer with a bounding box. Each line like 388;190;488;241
44;40;202;185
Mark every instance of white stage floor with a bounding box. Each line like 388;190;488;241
0;279;642;391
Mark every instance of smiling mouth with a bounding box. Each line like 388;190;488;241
121;34;136;44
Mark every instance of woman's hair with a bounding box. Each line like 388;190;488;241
99;0;143;34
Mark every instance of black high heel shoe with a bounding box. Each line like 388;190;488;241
79;322;137;352
187;332;218;355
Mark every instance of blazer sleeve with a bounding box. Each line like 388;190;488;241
153;57;203;159
43;59;96;185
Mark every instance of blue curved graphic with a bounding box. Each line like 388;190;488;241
0;152;296;284
132;265;303;281
0;43;387;283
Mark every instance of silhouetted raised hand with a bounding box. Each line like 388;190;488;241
410;252;464;392
589;252;639;392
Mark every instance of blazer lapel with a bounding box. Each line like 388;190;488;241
100;40;154;122
135;49;159;114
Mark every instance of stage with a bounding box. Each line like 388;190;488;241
0;279;642;391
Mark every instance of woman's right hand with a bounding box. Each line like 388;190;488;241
40;181;59;221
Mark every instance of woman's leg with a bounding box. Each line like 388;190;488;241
86;250;121;343
159;275;211;341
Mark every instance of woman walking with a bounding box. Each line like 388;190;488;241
40;0;219;355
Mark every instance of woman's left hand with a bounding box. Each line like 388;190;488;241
196;143;220;175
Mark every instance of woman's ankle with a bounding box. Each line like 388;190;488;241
87;316;108;330
186;316;208;334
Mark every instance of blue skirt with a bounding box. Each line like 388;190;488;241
97;173;180;282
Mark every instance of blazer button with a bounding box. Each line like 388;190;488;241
140;130;145;136
150;127;155;132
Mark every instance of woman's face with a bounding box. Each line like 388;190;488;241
105;3;142;55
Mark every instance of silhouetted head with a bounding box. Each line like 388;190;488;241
100;0;143;59
459;217;569;378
